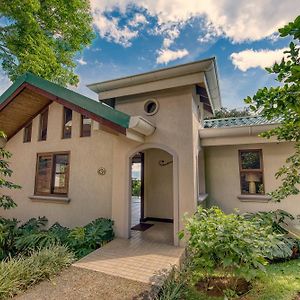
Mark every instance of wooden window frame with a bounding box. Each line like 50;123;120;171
62;107;72;139
23;121;32;143
38;108;48;141
239;149;265;195
34;151;70;197
80;115;91;137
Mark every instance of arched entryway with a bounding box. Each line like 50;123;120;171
127;144;179;246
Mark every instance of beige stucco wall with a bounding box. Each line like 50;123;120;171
144;148;173;219
205;142;300;223
114;86;201;245
1;102;115;228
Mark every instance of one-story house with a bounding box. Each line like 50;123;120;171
0;57;297;246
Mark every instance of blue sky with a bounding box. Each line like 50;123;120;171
1;1;299;109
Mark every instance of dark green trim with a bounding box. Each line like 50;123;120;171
0;73;130;129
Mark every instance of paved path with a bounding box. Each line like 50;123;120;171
74;237;185;285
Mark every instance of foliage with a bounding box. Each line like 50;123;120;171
244;210;300;260
0;215;114;260
68;218;114;258
244;16;300;202
155;266;190;300
181;207;282;282
0;131;21;210
15;231;60;253
0;218;19;260
0;0;95;86
132;179;141;197
0;245;74;299
164;259;300;300
205;107;251;119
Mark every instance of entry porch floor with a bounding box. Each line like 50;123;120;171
73;224;184;285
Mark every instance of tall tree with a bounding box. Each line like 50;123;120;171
245;16;300;202
0;131;20;210
0;0;94;86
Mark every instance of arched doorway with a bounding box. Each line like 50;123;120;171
128;144;179;246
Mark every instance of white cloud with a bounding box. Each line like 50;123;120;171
0;70;11;95
230;47;288;72
128;13;148;27
92;12;138;47
156;48;189;64
89;0;300;46
77;57;87;65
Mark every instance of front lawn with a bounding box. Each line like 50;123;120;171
184;259;300;300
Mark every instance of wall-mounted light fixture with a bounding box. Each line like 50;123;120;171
159;160;173;167
97;167;106;175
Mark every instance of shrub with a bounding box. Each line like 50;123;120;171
244;210;299;260
181;207;281;281
68;218;114;258
132;179;141;196
0;216;114;261
0;245;74;299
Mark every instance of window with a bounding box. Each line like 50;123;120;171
239;149;264;195
39;109;48;141
80;115;91;137
35;152;70;196
62;107;72;139
23;122;32;143
144;99;159;115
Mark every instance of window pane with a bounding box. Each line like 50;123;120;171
63;108;72;139
23;122;32;143
241;151;261;170
81;115;91;137
240;172;264;194
39;109;48;141
36;155;52;194
53;154;69;194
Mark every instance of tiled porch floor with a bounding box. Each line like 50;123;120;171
73;197;183;284
73;233;184;284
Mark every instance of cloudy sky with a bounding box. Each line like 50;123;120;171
1;0;299;108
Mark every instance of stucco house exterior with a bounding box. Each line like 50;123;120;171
0;57;297;247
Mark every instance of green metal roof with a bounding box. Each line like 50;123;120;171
0;72;130;128
204;115;282;129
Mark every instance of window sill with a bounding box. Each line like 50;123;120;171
29;195;70;204
237;194;271;203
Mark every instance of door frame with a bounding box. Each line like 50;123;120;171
127;143;179;246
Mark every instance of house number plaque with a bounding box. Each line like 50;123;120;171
97;167;106;176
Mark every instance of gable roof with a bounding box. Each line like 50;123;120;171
0;73;130;139
203;115;282;129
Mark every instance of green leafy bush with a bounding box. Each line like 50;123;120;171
181;207;281;281
0;245;74;299
244;210;299;260
0;216;114;260
132;179;141;196
68;218;114;258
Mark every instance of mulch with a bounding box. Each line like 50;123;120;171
15;266;152;300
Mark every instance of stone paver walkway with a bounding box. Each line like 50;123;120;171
73;237;184;285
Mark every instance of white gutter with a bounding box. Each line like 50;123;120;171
200;124;278;139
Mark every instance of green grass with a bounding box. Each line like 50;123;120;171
182;259;300;300
0;245;74;299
